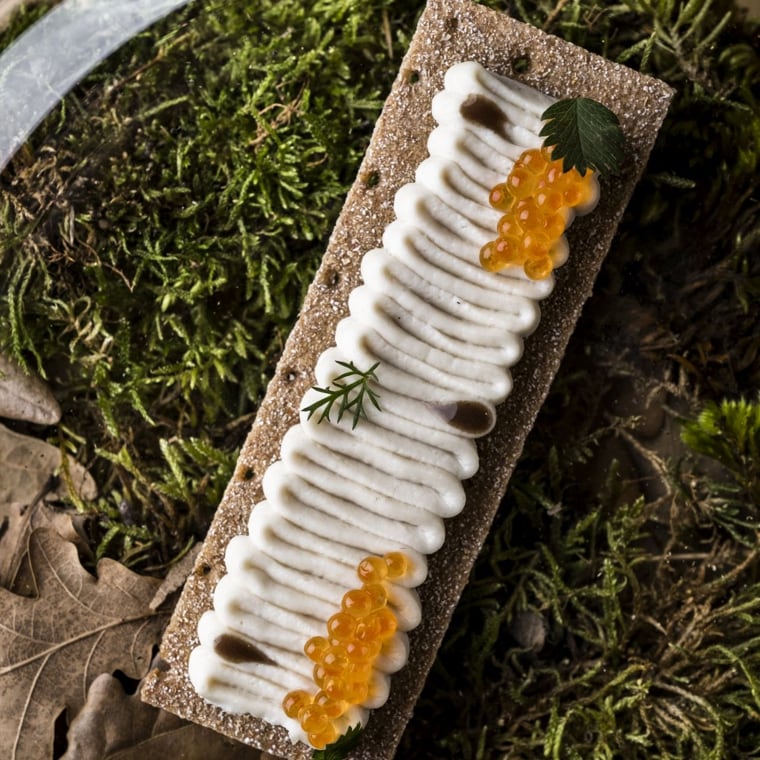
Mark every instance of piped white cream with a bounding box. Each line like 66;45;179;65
188;61;598;747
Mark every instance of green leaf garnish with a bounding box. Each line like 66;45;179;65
312;724;364;759
302;360;381;429
539;97;625;176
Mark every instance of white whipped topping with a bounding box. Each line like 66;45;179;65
188;61;587;746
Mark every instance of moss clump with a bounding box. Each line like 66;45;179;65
0;1;57;43
0;0;416;567
397;1;760;758
0;0;759;756
403;394;760;759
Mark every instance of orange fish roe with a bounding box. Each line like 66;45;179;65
282;551;410;749
480;147;596;279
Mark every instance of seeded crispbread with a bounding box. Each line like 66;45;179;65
141;1;674;757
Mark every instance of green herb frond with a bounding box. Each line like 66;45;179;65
302;360;381;429
540;97;624;176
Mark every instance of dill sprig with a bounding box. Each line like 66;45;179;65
303;360;381;429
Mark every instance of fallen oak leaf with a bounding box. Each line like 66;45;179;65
0;422;97;505
0;422;97;587
63;673;262;760
0;529;168;760
0;497;90;590
108;721;264;759
0;352;61;425
62;673;159;760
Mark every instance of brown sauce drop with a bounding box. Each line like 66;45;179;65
213;634;274;665
459;94;507;137
432;400;495;437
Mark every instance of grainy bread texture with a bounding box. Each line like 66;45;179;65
141;1;674;757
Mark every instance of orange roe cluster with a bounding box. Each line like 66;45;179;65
282;551;409;749
480;147;596;279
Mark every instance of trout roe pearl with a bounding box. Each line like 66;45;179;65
282;551;411;748
483;146;596;278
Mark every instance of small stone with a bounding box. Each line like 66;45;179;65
508;610;547;651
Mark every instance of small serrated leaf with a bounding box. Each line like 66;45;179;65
540;97;625;176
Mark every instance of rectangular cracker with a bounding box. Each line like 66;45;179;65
141;0;674;757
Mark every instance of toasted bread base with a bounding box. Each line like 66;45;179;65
141;1;673;757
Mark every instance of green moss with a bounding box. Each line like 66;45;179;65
403;411;760;757
395;1;760;758
0;0;416;567
0;0;758;756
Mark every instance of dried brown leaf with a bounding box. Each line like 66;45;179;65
62;673;159;760
0;499;89;589
0;422;96;586
0;529;168;760
0;353;61;425
148;543;203;611
0;422;96;504
63;673;260;759
108;721;263;760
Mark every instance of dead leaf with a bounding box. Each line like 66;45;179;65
63;673;260;760
108;721;263;759
0;422;96;504
0;422;97;587
62;673;158;760
0;499;90;589
0;353;61;425
149;543;203;611
0;529;168;760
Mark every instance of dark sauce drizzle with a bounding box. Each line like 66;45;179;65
459;94;508;137
431;400;496;437
213;634;275;665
